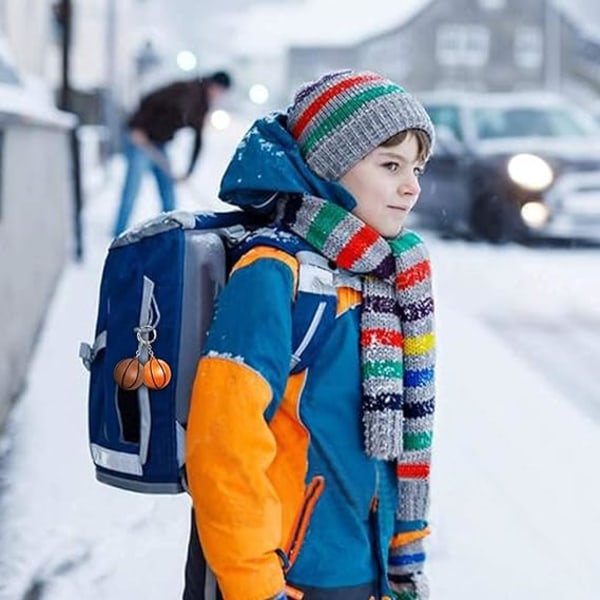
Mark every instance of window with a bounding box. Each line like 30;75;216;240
436;25;490;68
514;26;543;69
436;26;462;67
464;27;490;67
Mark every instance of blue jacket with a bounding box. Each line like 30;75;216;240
186;114;423;600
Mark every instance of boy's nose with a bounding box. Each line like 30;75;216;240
399;176;421;197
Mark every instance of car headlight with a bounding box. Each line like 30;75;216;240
520;201;549;228
507;153;554;191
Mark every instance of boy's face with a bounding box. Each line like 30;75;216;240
339;132;425;239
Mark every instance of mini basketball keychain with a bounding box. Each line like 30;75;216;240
143;355;172;390
113;356;144;390
113;324;172;391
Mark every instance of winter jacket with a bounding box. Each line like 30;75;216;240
185;113;430;600
128;78;209;175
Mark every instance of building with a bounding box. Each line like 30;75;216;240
287;0;600;106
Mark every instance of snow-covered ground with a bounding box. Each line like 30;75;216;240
1;116;600;600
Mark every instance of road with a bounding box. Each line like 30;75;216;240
426;235;600;426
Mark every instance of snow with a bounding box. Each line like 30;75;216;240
1;114;600;599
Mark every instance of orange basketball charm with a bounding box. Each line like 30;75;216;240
143;357;172;390
113;357;144;390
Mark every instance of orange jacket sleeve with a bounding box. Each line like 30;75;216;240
186;248;298;600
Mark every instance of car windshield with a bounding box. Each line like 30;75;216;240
472;106;591;140
424;104;464;141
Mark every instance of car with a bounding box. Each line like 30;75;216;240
413;91;600;242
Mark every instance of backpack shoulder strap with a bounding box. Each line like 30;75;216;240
231;230;337;374
290;250;337;373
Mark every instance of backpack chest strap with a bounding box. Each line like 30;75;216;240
290;251;338;373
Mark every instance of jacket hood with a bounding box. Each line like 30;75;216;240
219;112;356;212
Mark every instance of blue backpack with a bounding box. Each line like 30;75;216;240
79;210;337;494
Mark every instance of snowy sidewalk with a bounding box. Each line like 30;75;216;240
1;118;600;599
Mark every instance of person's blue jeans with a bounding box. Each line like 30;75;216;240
113;136;176;236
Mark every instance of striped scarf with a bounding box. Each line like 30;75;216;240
282;195;435;593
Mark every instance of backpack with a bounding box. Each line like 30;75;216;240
79;210;338;494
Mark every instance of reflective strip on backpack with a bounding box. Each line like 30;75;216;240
176;421;186;468
90;443;143;476
204;565;218;600
137;277;157;466
137;276;159;362
138;386;151;466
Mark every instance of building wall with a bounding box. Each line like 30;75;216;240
0;116;74;430
2;0;52;77
358;0;549;93
560;14;600;104
285;0;591;98
0;0;142;431
64;0;137;108
1;0;138;115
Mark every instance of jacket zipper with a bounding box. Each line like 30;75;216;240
372;464;380;509
284;475;325;571
370;462;389;599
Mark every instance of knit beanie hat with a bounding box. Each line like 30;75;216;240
287;69;434;181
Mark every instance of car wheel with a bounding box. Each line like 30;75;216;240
470;195;523;243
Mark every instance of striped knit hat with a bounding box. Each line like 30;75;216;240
287;69;434;181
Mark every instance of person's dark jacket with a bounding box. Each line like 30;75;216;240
128;78;210;175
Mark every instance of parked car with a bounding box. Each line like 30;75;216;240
414;91;600;242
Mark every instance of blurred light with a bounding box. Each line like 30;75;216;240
210;109;231;130
520;201;549;228
507;153;553;191
176;50;197;72
249;83;270;105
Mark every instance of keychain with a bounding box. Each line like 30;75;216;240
113;356;144;390
113;325;172;391
143;355;172;390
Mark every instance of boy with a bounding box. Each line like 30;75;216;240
184;70;436;600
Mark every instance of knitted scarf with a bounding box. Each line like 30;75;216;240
281;195;435;573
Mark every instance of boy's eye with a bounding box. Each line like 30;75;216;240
383;162;399;172
414;166;425;178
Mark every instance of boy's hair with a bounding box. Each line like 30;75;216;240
381;129;431;163
287;69;434;181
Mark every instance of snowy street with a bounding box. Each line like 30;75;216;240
1;116;599;599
